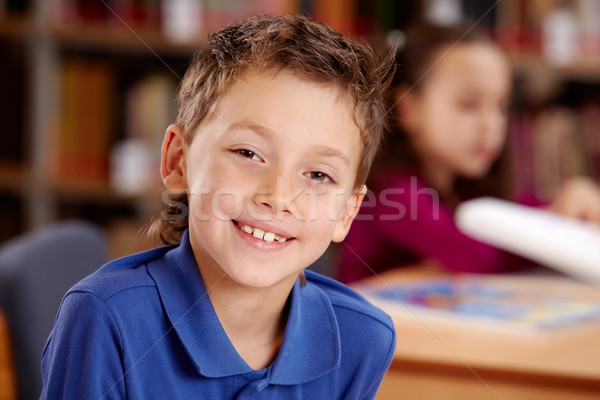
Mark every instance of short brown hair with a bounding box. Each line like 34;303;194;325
152;15;394;244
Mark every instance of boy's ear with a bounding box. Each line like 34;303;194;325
161;124;188;193
332;185;367;243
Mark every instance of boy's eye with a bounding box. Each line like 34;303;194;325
306;171;333;183
235;149;262;162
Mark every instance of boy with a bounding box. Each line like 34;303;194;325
41;15;396;399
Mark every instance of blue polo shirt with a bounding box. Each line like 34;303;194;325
40;231;396;399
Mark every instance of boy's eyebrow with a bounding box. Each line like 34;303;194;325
310;145;350;166
225;121;274;139
225;121;350;166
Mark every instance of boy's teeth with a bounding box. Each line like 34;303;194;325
253;228;265;240
240;224;287;243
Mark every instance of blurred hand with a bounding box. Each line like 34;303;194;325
548;176;600;223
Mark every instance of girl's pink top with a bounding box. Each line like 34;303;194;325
338;169;538;283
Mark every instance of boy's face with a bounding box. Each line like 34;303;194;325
162;70;365;291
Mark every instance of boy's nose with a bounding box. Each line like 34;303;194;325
251;172;302;217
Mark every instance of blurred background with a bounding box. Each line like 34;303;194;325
1;1;600;399
0;0;599;257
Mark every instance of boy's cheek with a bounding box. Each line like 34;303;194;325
220;191;245;220
291;193;349;231
185;184;244;222
208;189;244;221
325;189;356;220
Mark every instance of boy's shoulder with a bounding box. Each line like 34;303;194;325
67;245;174;302
304;270;394;331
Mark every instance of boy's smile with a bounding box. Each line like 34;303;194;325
161;70;365;292
232;219;295;251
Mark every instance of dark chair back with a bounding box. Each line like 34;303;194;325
0;221;108;400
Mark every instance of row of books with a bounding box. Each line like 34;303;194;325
48;59;177;192
55;0;295;34
4;1;598;65
421;0;600;66
493;0;600;65
49;0;372;40
0;1;399;41
509;102;600;201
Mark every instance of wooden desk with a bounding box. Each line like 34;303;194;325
355;267;600;400
0;309;17;400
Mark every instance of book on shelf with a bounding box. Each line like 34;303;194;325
0;39;25;167
494;0;543;55
509;105;598;202
58;0;111;25
311;0;356;36
508;113;537;200
57;0;161;29
49;59;115;186
111;0;161;30
532;107;588;200
581;101;600;182
576;0;600;60
110;72;177;195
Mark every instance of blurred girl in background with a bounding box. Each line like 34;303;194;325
338;23;600;283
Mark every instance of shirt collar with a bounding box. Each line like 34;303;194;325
147;231;340;383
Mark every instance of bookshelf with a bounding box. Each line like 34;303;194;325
511;54;600;83
0;0;599;251
0;0;210;250
0;0;323;253
475;0;600;200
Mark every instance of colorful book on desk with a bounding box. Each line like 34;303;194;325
358;275;600;333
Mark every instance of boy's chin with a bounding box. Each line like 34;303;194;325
226;267;301;290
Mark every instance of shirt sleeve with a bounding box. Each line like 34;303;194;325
376;181;527;273
361;327;396;400
40;291;126;399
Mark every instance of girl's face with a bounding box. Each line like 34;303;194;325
399;42;511;181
